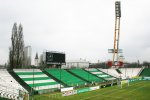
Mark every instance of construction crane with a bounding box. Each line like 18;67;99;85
108;1;123;67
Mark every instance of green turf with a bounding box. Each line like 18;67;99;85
30;81;150;100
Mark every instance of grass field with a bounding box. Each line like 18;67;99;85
31;81;150;100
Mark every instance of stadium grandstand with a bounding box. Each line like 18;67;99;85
68;68;105;83
13;69;62;94
99;68;142;79
85;68;116;81
99;68;121;78
0;67;150;100
119;68;142;78
140;68;150;77
0;69;26;100
45;68;87;87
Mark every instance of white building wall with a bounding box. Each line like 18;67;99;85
24;46;31;66
62;59;90;69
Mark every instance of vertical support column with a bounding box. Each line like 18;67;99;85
113;17;117;64
116;17;121;61
32;68;34;100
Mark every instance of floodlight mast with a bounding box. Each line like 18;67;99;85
108;1;122;67
112;1;121;65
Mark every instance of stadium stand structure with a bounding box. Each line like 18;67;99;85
45;68;87;87
99;68;121;78
0;97;9;100
0;67;144;99
99;68;141;79
116;69;122;74
14;69;63;94
140;68;150;77
0;84;19;100
119;68;142;78
43;69;68;87
0;69;26;100
86;68;116;81
68;68;105;84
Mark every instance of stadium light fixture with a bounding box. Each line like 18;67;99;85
115;1;121;17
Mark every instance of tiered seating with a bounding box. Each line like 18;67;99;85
45;68;87;87
0;69;25;90
99;68;120;78
119;68;142;78
87;68;116;80
0;69;26;100
69;68;104;83
14;69;62;92
0;83;19;100
99;68;141;79
140;68;150;77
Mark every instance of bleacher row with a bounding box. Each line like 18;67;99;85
0;67;148;100
69;68;104;83
14;69;62;92
140;68;150;77
85;68;116;81
0;69;26;100
46;68;86;86
0;85;19;100
100;68;142;79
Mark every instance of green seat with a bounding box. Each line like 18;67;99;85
140;68;150;77
88;68;114;79
45;68;87;86
70;68;104;83
15;70;60;91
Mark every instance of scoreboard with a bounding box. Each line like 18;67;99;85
46;52;65;64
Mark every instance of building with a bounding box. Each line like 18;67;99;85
35;52;39;66
62;59;90;69
24;46;31;66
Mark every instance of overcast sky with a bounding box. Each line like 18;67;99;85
0;0;150;65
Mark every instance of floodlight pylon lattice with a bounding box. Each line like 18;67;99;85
108;1;123;67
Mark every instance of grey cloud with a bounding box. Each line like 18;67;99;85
0;0;150;64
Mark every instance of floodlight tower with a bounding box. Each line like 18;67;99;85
113;1;121;64
108;1;123;67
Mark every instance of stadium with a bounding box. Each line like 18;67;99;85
0;65;150;100
1;1;150;100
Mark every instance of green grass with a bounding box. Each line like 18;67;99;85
31;81;150;100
